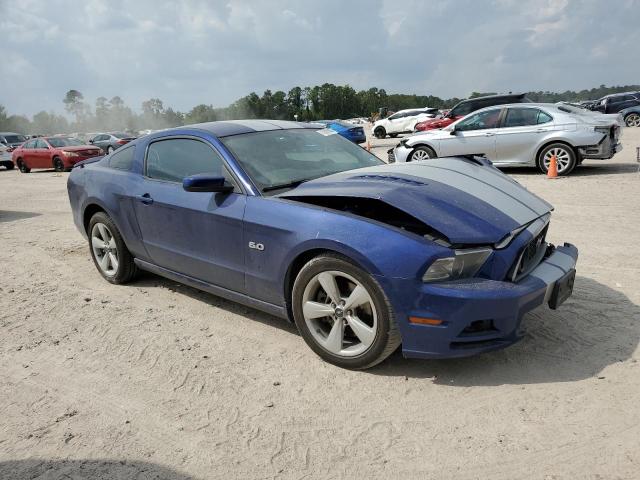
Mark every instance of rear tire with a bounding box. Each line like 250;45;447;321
408;145;437;162
292;254;401;370
17;159;30;173
107;146;115;154
537;143;576;176
624;113;640;127
374;127;386;139
4;162;14;170
88;212;137;284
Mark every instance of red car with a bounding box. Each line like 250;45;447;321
12;137;103;173
415;93;531;132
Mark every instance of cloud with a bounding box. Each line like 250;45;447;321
0;0;638;117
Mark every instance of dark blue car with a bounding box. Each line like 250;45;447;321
67;120;578;369
316;120;366;144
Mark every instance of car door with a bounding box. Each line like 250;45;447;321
437;108;502;159
92;134;107;151
34;138;51;168
493;107;555;165
20;139;38;167
132;136;247;292
385;112;405;133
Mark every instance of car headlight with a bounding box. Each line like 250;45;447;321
422;248;492;282
62;151;79;157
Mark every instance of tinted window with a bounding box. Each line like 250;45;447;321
112;132;129;138
388;113;401;120
504;108;551;127
4;134;28;143
35;138;48;148
24;139;38;149
455;109;501;131
146;138;231;184
450;101;474;117
110;146;135;170
537;111;553;124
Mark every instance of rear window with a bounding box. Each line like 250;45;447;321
112;132;129;139
3;134;27;143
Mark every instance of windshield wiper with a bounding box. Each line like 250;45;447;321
262;178;312;192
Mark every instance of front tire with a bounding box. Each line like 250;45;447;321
537;143;576;176
409;145;437;162
374;127;386;139
292;254;401;369
625;113;640;127
88;212;137;284
53;157;65;172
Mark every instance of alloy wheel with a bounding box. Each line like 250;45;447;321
625;113;640;127
91;222;119;276
411;148;433;161
301;270;377;357
543;147;572;173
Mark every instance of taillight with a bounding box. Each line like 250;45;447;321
116;139;128;145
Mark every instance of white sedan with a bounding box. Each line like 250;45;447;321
390;103;622;176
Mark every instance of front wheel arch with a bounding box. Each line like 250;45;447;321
408;144;437;162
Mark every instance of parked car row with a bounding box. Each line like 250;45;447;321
389;102;622;176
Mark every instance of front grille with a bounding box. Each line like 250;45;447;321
387;148;396;163
510;224;549;281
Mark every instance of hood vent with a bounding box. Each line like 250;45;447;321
349;174;427;186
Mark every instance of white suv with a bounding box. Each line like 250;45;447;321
372;108;438;138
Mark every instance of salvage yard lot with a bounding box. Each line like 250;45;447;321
1;128;639;479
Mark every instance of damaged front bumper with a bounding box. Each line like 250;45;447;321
389;243;578;359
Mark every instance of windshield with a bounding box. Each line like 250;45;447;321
47;137;84;147
4;134;28;143
221;128;383;193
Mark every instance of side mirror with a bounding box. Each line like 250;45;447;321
89;139;94;144
449;127;457;135
183;174;234;193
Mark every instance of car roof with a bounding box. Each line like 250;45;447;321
459;93;528;104
180;120;321;138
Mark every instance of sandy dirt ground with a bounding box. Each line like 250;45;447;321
1;127;639;480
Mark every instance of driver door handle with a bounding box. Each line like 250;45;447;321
136;193;154;205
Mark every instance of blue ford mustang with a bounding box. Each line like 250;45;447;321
67;120;578;369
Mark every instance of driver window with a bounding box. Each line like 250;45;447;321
145;138;236;187
36;139;48;148
455;109;501;132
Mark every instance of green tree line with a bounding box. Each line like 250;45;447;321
1;83;638;135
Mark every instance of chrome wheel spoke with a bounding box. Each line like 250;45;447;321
344;285;369;310
92;236;105;250
318;272;341;304
303;301;334;320
99;252;110;271
346;315;375;347
323;318;344;354
108;252;119;272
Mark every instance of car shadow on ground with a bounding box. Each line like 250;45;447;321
0;459;199;480
0;209;41;223
370;275;640;385
133;270;299;336
503;162;639;177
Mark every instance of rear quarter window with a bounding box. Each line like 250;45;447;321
109;146;135;170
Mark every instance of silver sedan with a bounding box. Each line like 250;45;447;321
390;103;622;175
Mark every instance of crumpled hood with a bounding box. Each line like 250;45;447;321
280;158;553;245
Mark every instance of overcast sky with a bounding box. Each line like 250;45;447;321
2;0;639;116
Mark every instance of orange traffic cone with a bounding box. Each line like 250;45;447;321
547;155;558;179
